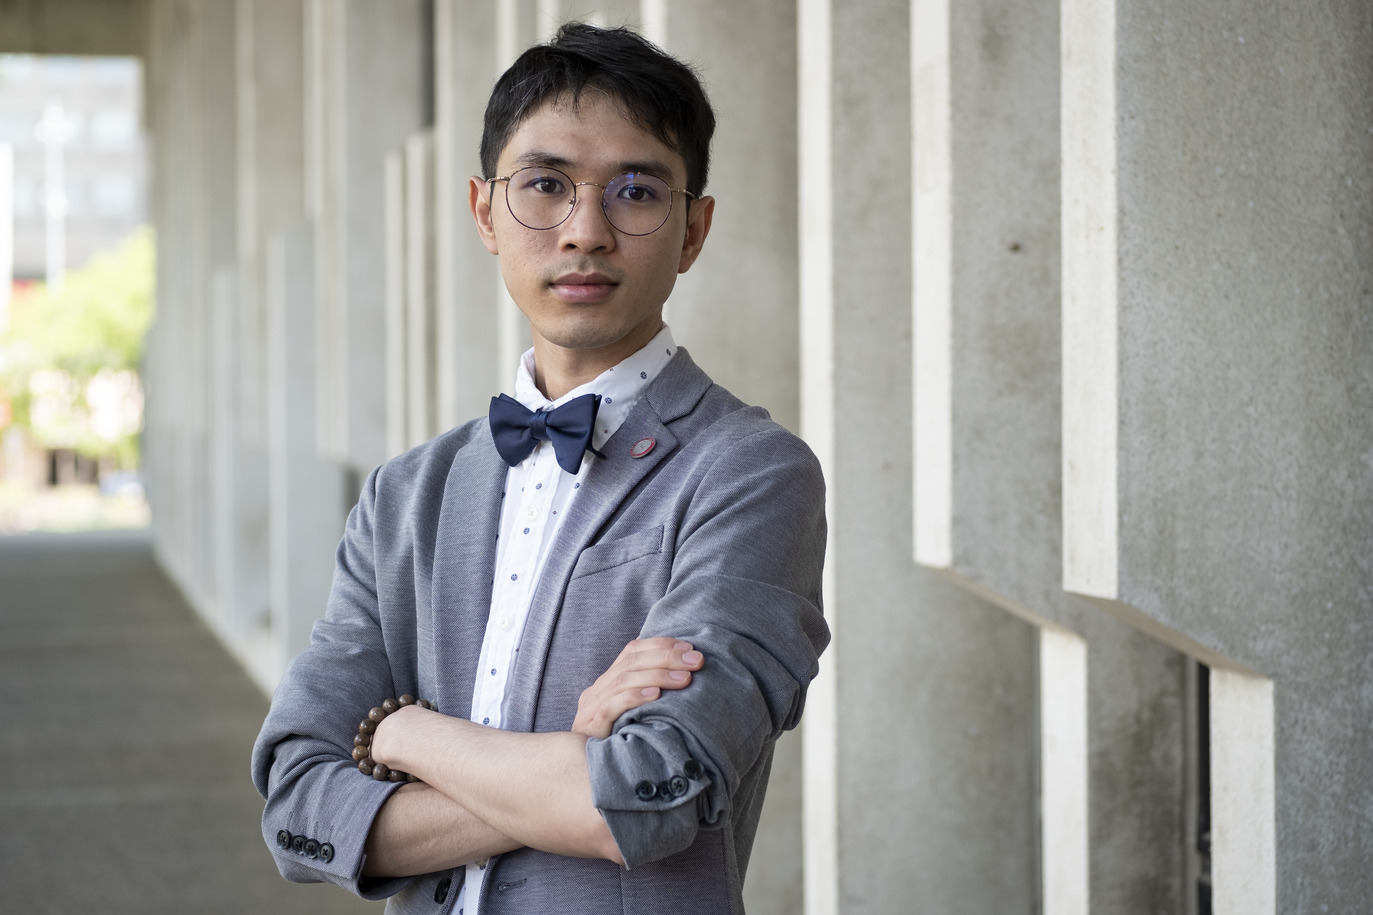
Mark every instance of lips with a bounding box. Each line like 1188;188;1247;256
549;271;619;303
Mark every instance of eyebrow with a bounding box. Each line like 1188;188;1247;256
509;149;679;183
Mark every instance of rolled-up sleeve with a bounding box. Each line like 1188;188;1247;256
250;466;413;899
585;425;829;868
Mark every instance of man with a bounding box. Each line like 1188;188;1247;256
252;23;828;914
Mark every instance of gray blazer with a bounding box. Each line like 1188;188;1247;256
251;349;829;914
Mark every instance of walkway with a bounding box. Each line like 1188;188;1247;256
0;529;381;914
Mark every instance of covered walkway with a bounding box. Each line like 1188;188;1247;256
0;529;379;914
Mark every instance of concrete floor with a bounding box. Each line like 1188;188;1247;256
0;529;382;914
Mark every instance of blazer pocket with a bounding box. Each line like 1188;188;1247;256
570;525;665;580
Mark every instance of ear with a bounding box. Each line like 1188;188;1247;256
677;195;715;274
469;176;501;255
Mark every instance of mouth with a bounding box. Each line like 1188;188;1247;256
549;271;619;303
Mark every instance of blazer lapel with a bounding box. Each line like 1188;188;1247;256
503;349;713;732
429;427;508;719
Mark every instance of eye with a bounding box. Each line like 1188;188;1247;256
520;170;569;196
613;174;662;203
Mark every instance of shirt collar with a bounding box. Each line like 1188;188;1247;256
512;325;678;450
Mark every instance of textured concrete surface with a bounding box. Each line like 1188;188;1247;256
0;530;380;914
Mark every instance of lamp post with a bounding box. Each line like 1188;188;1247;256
0;142;12;332
34;103;73;296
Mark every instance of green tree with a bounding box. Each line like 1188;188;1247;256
0;228;156;467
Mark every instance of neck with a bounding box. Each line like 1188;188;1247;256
530;321;664;401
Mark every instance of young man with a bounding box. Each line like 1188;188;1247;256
252;23;828;914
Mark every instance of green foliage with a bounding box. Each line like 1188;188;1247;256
0;228;156;466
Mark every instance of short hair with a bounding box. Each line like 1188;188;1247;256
480;22;716;197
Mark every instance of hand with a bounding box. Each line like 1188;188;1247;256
368;703;431;775
572;638;704;739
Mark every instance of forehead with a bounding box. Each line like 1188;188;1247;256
498;93;686;182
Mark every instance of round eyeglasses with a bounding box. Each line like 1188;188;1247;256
488;166;695;237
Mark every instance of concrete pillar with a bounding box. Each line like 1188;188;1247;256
266;222;349;688
433;0;502;427
309;0;427;472
1063;0;1373;910
234;0;312;686
404;133;439;449
656;0;800;434
386;130;440;458
147;0;220;614
913;0;1191;909
801;2;1038;913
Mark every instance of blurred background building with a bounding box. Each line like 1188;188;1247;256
0;54;147;284
2;1;1369;913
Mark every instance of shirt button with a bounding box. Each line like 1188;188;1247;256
498;615;511;630
524;505;538;521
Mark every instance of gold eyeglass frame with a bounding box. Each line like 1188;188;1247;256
488;165;696;236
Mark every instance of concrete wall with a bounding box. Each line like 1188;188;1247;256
120;0;1373;912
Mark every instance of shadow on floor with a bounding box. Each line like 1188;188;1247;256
0;529;382;914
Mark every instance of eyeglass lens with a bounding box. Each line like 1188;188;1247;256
503;166;676;236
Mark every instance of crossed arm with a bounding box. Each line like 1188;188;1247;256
359;638;704;878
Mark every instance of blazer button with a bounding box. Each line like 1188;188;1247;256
634;780;657;801
669;775;688;798
319;843;334;863
657;780;674;800
304;839;320;859
683;758;705;780
291;835;306;854
276;829;292;849
434;876;452;903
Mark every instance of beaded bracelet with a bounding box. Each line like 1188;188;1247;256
351;694;433;783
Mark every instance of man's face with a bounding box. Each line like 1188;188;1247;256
470;93;714;376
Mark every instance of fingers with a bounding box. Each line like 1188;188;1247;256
571;638;705;740
613;638;705;676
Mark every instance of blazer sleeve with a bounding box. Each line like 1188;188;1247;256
249;465;412;900
583;422;830;869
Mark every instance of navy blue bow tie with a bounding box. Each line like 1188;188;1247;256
489;392;602;475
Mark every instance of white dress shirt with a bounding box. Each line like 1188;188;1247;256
456;325;678;915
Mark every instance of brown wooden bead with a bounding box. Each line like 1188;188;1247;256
407;773;419;782
382;698;399;714
398;695;415;707
358;760;374;776
388;769;406;783
368;707;387;724
353;734;365;747
416;699;432;710
371;763;390;781
351;746;368;762
359;719;375;735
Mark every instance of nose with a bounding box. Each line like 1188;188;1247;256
558;183;616;251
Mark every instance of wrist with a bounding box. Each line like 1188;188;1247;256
354;695;434;783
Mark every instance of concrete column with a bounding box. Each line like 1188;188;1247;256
913;0;1191;908
493;0;540;375
147;0;219;613
266;222;349;689
309;0;427;472
433;0;501;427
655;0;800;433
385;130;441;458
802;2;1038;913
234;0;311;685
404;132;438;448
1062;0;1373;909
385;149;407;458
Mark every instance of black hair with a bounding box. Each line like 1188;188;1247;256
479;22;716;197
